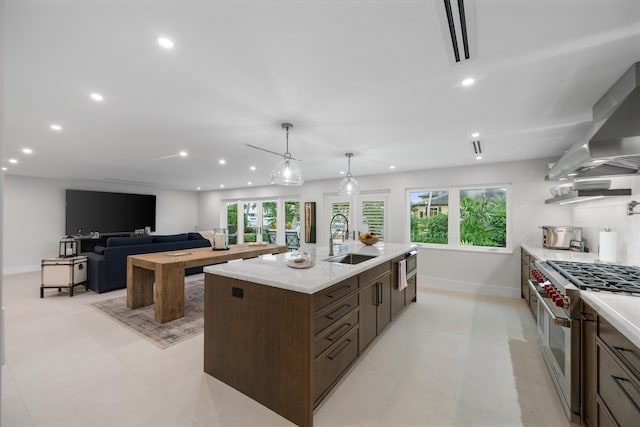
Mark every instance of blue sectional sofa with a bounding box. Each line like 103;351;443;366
82;232;211;293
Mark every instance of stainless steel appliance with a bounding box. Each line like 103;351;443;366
541;226;582;249
530;260;640;424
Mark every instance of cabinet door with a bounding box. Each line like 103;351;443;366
359;285;377;352
582;302;597;427
376;274;391;333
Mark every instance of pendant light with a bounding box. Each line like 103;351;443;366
270;123;303;186
338;152;359;195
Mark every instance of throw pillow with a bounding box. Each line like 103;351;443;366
94;245;105;255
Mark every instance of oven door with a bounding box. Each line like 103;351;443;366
537;293;574;416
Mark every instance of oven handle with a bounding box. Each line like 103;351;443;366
528;279;541;294
537;291;572;328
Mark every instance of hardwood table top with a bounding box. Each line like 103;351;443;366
127;244;288;269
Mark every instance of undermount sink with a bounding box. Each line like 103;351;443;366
323;253;378;265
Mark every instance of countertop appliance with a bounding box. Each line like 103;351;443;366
529;260;640;424
542;226;582;250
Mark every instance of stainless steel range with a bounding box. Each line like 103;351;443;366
529;260;640;424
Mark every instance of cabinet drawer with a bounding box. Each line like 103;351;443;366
314;327;359;402
359;262;391;286
315;308;358;357
599;317;640;379
597;343;640;426
314;294;358;335
313;276;358;313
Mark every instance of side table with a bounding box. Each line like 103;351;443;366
41;256;88;298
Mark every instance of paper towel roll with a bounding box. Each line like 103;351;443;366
599;230;617;263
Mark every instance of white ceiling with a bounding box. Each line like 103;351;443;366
4;0;640;191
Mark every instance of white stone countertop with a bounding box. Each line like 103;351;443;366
521;242;599;263
580;291;640;349
203;241;415;294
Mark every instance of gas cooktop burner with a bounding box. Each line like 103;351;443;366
546;260;640;294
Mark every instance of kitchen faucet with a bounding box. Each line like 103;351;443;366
329;213;349;256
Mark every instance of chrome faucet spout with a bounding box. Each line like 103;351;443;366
329;213;349;256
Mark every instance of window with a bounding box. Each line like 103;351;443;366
409;190;448;244
326;194;387;243
408;185;510;253
226;203;238;244
361;198;386;241
222;198;300;246
459;188;507;248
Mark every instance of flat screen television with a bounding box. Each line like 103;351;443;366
65;189;156;235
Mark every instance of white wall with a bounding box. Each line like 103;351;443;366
571;176;640;266
1;0;6;407
198;158;572;297
2;175;199;274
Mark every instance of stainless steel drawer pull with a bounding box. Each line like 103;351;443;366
327;339;352;360
326;304;353;321
327;323;352;342
327;285;352;300
612;346;640;379
611;375;640;414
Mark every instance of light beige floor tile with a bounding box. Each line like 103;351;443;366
320;364;400;426
1;272;571;427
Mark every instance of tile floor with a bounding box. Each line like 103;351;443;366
1;272;570;426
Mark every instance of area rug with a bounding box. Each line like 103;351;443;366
92;279;204;349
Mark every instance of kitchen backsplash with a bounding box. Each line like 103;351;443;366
571;176;640;266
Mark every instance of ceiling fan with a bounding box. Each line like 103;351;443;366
245;122;301;161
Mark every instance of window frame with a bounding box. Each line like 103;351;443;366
406;184;512;254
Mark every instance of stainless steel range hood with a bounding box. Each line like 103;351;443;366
547;62;640;181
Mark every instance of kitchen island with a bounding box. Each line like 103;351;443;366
203;242;416;427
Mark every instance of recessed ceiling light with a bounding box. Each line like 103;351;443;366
50;124;62;131
340;171;345;175
389;165;396;169
219;159;226;165
1;167;7;171
250;166;256;171
471;132;480;138
22;148;33;154
9;158;18;164
461;78;475;87
196;187;201;191
248;181;252;186
157;37;174;49
90;93;104;102
476;155;483;160
179;151;188;157
219;184;224;188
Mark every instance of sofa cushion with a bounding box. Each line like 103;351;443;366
94;245;106;255
153;233;188;243
188;232;205;240
107;236;153;247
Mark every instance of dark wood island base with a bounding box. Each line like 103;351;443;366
204;253;417;427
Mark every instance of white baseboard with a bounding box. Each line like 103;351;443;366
2;265;40;275
418;274;520;299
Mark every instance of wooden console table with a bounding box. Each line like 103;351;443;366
126;244;287;323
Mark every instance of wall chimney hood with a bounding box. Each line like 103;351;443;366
546;62;640;181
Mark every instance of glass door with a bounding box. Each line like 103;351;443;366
284;200;301;250
262;201;277;244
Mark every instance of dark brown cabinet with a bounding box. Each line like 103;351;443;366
582;301;597;427
359;262;391;352
581;301;640;427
